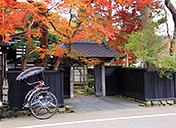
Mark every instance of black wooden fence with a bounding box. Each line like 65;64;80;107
144;71;175;101
7;69;64;108
105;66;176;101
62;67;71;99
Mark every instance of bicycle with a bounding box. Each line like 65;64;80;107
1;67;58;120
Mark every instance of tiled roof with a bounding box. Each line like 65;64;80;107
61;41;119;58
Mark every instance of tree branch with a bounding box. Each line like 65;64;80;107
72;21;82;38
165;0;176;46
27;0;67;38
44;16;67;38
69;6;73;27
28;19;36;30
27;0;34;3
48;2;61;11
165;0;176;15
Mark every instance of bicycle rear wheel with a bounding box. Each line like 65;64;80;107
29;91;58;120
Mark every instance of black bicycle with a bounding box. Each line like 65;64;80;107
0;67;58;120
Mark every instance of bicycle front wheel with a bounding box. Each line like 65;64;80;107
29;91;58;120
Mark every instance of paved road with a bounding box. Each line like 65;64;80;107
64;96;141;112
1;105;176;128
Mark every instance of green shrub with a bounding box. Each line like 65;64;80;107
84;87;94;95
87;79;94;88
74;89;85;94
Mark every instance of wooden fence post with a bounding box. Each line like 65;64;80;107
70;66;74;98
94;63;106;96
101;63;106;96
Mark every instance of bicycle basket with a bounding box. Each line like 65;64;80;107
16;67;45;85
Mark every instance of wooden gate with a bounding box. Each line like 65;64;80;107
62;64;106;98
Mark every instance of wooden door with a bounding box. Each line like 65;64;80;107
94;64;102;96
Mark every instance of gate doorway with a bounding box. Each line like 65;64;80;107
73;65;95;97
63;64;106;99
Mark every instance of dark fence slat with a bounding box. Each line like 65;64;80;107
7;70;64;108
105;66;176;101
94;65;102;96
62;67;71;99
44;70;64;105
105;66;145;100
105;66;119;96
144;71;176;101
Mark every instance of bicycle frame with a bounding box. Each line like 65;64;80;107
24;85;49;108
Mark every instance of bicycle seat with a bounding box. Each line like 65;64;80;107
26;81;42;86
38;86;50;90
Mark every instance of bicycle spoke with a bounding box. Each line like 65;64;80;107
29;91;58;119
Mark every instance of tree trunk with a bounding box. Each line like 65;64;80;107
53;57;62;71
0;35;3;43
27;0;49;69
141;5;157;70
53;40;73;70
21;46;29;71
165;0;176;56
39;23;48;69
141;5;153;29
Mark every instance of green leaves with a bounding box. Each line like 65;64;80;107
125;24;175;71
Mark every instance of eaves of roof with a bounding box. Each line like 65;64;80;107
60;41;120;58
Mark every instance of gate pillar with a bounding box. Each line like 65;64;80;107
94;63;106;96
